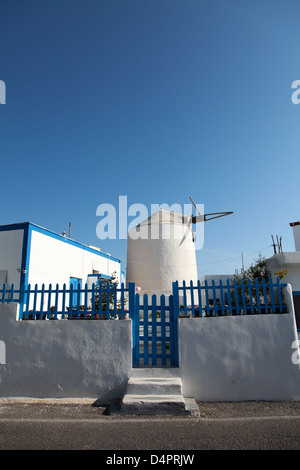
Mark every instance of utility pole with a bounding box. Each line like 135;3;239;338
241;252;245;273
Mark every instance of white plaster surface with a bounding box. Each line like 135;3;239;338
0;303;132;400
179;287;300;402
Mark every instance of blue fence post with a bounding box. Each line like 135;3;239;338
61;283;66;319
128;282;136;319
160;295;167;366
226;279;233;315
1;283;6;302
205;280;210;316
143;294;149;366
247;278;255;314
172;281;180;317
19;283;25;319
240;278;247;314
170;294;178;367
212;280;218;316
255;278;261;313
269;278;276;312
219;280;225;315
190;280;195;317
197;280;203;317
132;293;140;367
152;294;157;366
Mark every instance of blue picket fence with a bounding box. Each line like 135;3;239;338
0;277;288;320
172;277;288;317
0;282;135;320
0;277;289;368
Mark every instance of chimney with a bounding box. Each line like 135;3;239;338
290;221;300;251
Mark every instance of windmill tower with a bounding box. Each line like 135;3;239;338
126;196;233;300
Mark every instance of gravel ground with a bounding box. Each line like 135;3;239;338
1;399;300;420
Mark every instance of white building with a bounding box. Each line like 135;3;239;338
267;221;300;328
0;222;123;295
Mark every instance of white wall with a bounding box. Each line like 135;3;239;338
0;303;132;400
179;285;300;401
291;223;300;251
0;229;24;288
28;229;121;289
267;253;300;291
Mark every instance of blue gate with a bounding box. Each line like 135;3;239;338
132;293;179;368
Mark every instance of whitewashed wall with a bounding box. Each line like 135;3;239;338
179;285;300;401
0;229;24;287
0;303;132;400
28;229;121;288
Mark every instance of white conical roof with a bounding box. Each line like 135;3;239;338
135;208;191;227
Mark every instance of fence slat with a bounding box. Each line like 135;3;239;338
205;280;210;316
226;279;233;315
212;280;218;316
197;280;203;317
161;295;166;366
152;295;157;366
2;283;6;302
219;280;225;316
143;294;149;366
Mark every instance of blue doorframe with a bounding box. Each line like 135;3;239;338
69;277;82;307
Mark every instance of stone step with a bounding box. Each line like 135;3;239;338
129;368;181;378
106;369;199;416
126;377;183;396
121;394;187;415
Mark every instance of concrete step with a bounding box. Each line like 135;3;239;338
129;368;181;378
126;377;183;396
121;394;187;415
106;369;199;416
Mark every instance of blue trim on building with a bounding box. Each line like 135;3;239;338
0;222;121;264
87;273;111;279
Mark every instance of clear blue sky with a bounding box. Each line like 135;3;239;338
1;0;299;278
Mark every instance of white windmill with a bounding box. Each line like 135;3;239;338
126;196;233;298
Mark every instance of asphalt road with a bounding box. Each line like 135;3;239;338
0;400;299;453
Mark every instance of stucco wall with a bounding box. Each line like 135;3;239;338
0;229;24;287
28;229;122;288
179;285;300;401
0;303;132;400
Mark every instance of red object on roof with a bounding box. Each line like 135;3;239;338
290;221;300;227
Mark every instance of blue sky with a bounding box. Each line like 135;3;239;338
0;0;299;278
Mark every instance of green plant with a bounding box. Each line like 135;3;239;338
93;271;122;314
233;254;272;305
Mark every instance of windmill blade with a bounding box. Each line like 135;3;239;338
189;195;202;217
203;211;233;222
179;215;193;246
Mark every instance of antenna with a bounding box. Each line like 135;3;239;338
271;234;282;254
